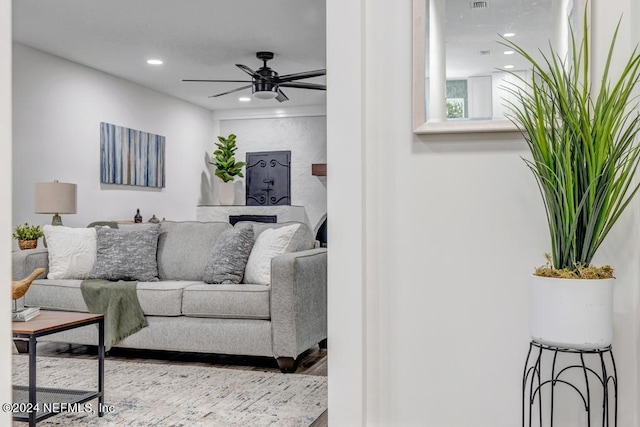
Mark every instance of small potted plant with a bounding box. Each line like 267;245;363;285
501;10;640;349
210;133;247;205
12;222;44;250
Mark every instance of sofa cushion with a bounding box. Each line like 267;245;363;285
243;223;300;285
234;221;314;252
91;224;161;281
181;283;271;320
157;221;232;281
138;281;200;316
202;225;255;284
43;225;97;280
24;279;200;316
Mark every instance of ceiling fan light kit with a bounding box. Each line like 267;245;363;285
253;92;278;99
183;51;326;102
253;85;279;99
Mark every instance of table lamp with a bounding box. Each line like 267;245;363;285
35;180;77;225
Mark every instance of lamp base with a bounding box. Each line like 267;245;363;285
51;214;63;226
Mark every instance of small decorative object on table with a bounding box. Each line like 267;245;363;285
12;267;46;313
134;208;143;223
12;223;44;250
12;307;40;322
148;214;160;224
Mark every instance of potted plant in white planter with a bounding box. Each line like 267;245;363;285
210;133;247;205
502;12;640;349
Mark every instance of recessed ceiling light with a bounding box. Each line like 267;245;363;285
504;50;515;55
503;32;515;38
239;97;251;102
146;59;163;65
504;65;514;69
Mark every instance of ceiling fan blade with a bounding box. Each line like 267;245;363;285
208;84;253;98
236;64;268;81
276;89;289;103
277;69;326;83
279;82;326;91
182;79;252;83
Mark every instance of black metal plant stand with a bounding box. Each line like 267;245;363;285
522;341;617;427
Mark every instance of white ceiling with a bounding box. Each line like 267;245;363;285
443;0;554;79
12;0;566;110
12;0;327;112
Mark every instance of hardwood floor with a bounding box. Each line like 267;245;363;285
18;341;328;425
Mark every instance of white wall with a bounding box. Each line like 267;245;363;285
12;43;214;234
327;0;365;425
467;76;492;119
217;116;327;231
328;0;640;425
0;0;12;424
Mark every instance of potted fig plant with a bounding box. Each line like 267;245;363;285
502;11;640;349
12;222;44;250
210;133;246;205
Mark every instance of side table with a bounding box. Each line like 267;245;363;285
12;311;105;427
522;341;617;427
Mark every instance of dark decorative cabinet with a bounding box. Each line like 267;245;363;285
245;151;291;206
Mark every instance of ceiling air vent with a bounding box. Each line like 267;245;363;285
470;1;488;9
479;50;492;56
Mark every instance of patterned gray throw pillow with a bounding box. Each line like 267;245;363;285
203;225;255;284
91;224;161;282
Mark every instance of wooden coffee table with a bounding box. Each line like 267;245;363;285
12;311;105;426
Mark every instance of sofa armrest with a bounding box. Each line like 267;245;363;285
270;248;327;359
12;248;49;281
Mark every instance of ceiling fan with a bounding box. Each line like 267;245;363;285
182;51;326;102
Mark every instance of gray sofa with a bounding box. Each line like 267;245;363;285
12;220;327;373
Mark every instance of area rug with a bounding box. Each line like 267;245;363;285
12;355;327;426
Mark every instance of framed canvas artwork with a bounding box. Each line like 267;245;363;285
100;122;165;188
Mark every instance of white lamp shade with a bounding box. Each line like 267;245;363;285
35;182;77;214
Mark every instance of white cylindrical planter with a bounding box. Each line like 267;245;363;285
218;182;235;205
530;275;614;350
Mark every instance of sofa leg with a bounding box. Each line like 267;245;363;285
276;357;298;373
14;340;29;354
319;338;328;349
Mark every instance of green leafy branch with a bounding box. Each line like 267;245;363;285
210;134;247;183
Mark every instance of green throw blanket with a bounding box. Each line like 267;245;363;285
80;279;148;351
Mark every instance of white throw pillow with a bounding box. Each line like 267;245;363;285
244;224;300;285
44;225;97;280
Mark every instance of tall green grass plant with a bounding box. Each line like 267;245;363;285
501;11;640;275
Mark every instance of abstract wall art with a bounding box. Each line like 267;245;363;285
100;122;165;188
